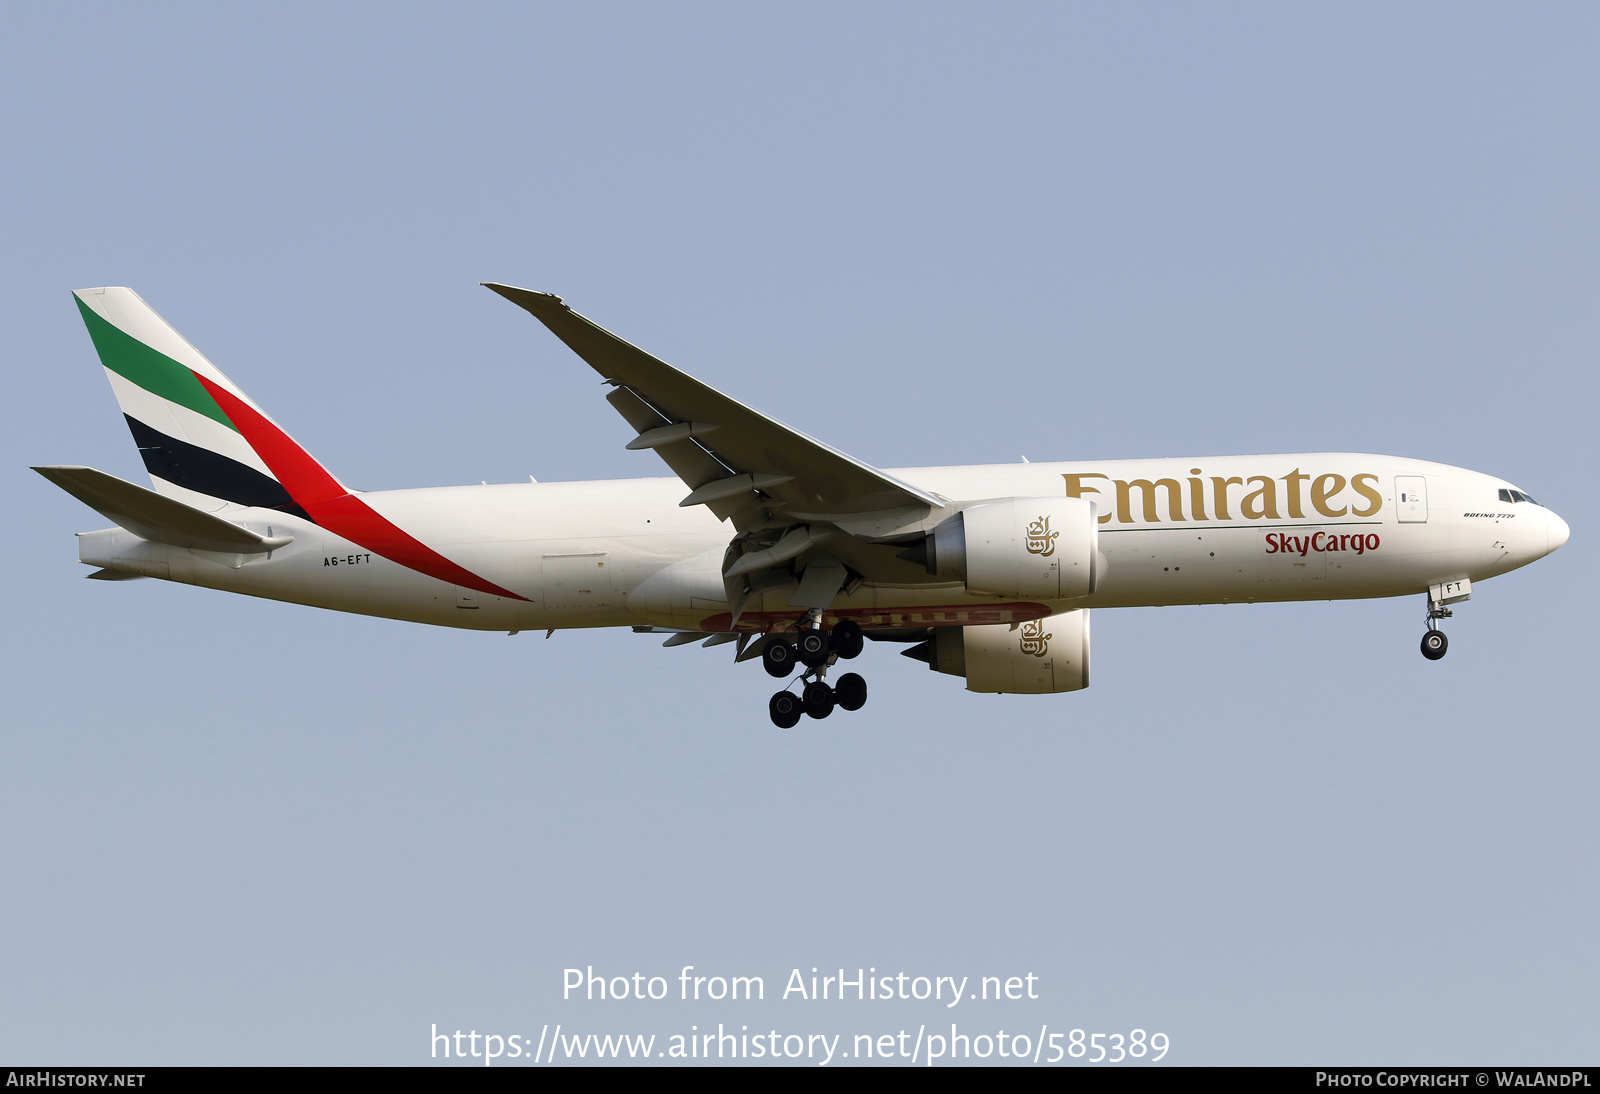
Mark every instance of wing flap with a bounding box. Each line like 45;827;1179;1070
604;385;727;487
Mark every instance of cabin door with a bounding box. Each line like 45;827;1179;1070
1395;476;1428;523
543;553;613;610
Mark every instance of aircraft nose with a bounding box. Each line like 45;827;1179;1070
1547;509;1571;554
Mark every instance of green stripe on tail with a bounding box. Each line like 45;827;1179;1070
75;296;237;432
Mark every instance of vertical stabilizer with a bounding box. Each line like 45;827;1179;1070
68;288;529;602
73;287;328;518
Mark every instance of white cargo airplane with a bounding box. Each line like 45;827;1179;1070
37;286;1569;726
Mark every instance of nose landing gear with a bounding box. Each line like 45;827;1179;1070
1420;590;1456;661
763;618;869;727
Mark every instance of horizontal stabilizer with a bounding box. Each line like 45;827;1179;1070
33;465;293;554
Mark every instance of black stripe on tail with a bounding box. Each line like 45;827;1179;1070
124;415;312;521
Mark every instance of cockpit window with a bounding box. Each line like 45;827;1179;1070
1499;489;1513;503
1499;488;1542;506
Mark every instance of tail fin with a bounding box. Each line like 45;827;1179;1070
73;287;337;519
68;288;530;602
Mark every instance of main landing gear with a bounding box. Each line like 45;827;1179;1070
765;618;867;728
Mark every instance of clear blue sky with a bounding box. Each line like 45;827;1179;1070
2;2;1595;1065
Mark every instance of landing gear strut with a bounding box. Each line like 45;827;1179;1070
764;618;869;727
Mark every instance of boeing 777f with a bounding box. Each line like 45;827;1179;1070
36;286;1570;726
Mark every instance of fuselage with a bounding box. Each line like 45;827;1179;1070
76;453;1569;636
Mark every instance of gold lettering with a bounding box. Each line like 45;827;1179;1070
1211;476;1243;520
1188;468;1207;520
1350;473;1382;517
1063;473;1113;524
1117;478;1185;523
1241;476;1280;520
1311;473;1348;518
1024;515;1058;556
1282;468;1308;519
1018;619;1052;657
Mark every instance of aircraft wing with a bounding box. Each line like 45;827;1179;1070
484;284;943;523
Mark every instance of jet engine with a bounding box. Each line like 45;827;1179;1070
904;497;1100;600
904;609;1090;694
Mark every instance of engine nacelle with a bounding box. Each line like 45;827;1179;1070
924;497;1099;600
906;609;1090;694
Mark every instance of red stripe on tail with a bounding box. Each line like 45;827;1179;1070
195;377;529;602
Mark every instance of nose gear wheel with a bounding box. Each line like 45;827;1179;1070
1420;593;1453;661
